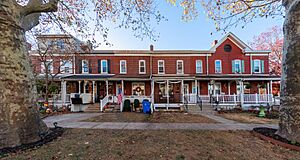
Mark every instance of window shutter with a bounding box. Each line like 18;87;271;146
78;59;82;74
241;60;245;73
232;60;235;73
107;59;111;73
251;60;254;73
261;60;264;73
89;60;92;73
98;59;101;73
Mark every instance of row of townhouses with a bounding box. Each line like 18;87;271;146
30;33;281;111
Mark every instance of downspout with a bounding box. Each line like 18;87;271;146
206;54;209;75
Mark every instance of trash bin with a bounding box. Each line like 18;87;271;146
142;100;151;114
123;99;131;112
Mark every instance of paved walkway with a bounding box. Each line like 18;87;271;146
43;111;278;131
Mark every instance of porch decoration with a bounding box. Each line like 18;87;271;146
258;106;266;117
136;87;141;92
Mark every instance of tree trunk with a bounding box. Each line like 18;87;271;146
277;0;300;142
0;2;48;148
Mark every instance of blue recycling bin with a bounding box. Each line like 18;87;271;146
142;100;151;114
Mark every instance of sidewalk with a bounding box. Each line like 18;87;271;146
43;112;278;131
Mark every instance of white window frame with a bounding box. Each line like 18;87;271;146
139;60;146;74
82;60;89;74
41;59;53;74
60;59;73;74
120;60;127;74
253;59;261;73
196;60;203;73
101;60;108;74
158;60;165;74
176;60;184;74
215;60;222;73
234;59;242;73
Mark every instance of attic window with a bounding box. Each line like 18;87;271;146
224;44;232;52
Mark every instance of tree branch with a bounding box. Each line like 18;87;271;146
22;0;59;16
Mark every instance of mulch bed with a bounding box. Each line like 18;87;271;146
253;127;300;151
0;127;64;157
218;109;279;119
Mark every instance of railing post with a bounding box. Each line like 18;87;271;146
100;100;103;112
216;94;219;102
234;94;236;105
240;93;244;107
255;93;258;104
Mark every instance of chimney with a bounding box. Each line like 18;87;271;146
211;40;218;47
150;44;154;51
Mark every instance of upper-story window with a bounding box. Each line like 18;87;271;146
101;60;108;73
139;60;146;74
47;40;53;48
196;60;203;73
232;59;242;73
158;60;165;74
41;59;53;74
82;60;89;74
177;60;184;74
253;59;264;73
60;60;73;73
57;40;64;50
215;60;222;73
120;60;127;74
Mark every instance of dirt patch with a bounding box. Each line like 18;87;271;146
218;112;279;124
83;112;218;123
2;129;300;160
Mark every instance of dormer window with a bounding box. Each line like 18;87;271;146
224;44;232;52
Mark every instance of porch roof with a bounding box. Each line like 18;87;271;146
60;74;114;80
195;74;281;81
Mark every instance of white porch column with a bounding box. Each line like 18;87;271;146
195;79;198;95
92;81;95;103
151;80;154;104
228;82;231;95
78;81;81;94
181;80;184;103
61;80;67;105
106;80;109;96
166;80;169;110
83;81;87;94
239;80;244;107
121;80;124;95
270;80;273;95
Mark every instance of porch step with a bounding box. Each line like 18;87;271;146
103;104;120;113
84;104;101;112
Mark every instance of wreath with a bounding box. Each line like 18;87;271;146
136;87;141;92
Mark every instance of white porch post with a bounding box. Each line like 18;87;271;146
83;81;86;94
270;80;273;95
61;80;67;105
267;81;270;102
239;81;244;107
151;80;154;104
78;81;81;94
92;81;95;103
121;80;124;95
106;80;109;96
166;80;169;110
181;80;184;104
228;82;231;95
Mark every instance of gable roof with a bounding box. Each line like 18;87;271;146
209;32;253;52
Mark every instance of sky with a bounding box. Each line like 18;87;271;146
94;2;284;50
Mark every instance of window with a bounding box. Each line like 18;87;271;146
253;60;261;73
139;60;146;74
233;60;241;73
47;40;53;48
101;60;108;73
120;60;127;74
224;44;232;52
215;60;222;73
158;60;165;74
177;60;184;74
82;60;89;73
196;60;203;73
41;59;53;74
57;40;64;50
60;60;73;73
132;83;145;96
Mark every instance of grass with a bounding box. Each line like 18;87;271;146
83;112;218;123
218;112;279;124
2;129;300;160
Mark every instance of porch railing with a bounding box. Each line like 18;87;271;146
100;95;109;112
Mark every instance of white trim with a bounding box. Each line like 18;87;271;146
215;60;222;73
245;54;269;56
119;60;127;74
101;60;108;74
176;60;184;74
158;60;165;74
196;60;203;73
139;60;146;74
